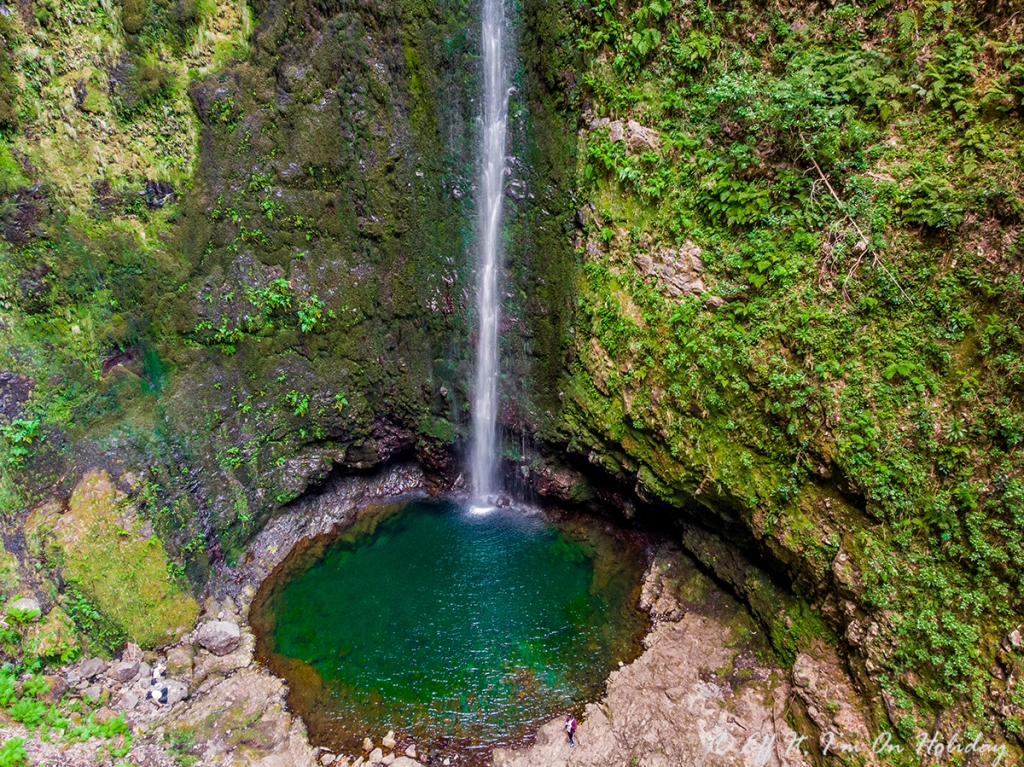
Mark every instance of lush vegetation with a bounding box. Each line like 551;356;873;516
0;0;578;675
0;611;132;764
557;0;1024;746
2;0;1022;758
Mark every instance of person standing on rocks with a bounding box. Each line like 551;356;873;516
565;714;577;748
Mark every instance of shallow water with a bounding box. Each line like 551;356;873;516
250;500;648;757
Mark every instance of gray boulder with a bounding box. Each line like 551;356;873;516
116;691;140;711
7;597;41;621
122;642;144;663
82;684;103;703
79;658;108;679
108;661;139;682
196;621;241;656
164;679;188;706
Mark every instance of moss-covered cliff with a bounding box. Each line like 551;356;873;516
0;0;575;564
528;0;1024;752
1;0;1024;759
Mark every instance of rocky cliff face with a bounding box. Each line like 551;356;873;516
525;0;1024;756
0;0;575;567
2;0;1024;762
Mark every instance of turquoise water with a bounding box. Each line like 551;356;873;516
251;500;647;755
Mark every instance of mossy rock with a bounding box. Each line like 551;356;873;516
50;470;199;648
81;85;108;115
23;606;79;664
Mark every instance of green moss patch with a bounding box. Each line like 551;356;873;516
51;470;198;649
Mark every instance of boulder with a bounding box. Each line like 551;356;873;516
122;642;144;663
391;759;422;767
41;674;68;704
362;738;375;752
7;597;41;620
321;754;336;766
625;119;661;152
382;730;396;749
382;755;395;766
404;745;417;758
108;661;139;682
368;748;383;763
166;644;194;677
164;679;188;706
116;691;140;711
196;621;241;656
82;684;103;703
79;657;108;679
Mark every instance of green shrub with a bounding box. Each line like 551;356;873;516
121;0;146;34
0;17;19;135
0;737;27;767
113;57;175;117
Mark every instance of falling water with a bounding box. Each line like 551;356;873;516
470;0;510;506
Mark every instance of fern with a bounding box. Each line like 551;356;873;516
865;0;891;18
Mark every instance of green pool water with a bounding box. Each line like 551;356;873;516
250;500;648;756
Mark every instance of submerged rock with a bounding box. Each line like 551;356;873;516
196;620;241;655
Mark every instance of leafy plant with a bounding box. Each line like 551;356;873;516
297;295;330;333
284;391;310;418
0;737;27;767
1;420;40;466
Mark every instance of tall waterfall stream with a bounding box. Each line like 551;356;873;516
470;0;511;506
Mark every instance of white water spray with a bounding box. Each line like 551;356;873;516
470;0;510;507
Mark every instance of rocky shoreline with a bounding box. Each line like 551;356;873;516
0;464;877;766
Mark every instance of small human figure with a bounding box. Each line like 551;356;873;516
147;679;168;705
565;714;577;748
148;662;168;705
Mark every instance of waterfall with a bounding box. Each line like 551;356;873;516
470;0;510;507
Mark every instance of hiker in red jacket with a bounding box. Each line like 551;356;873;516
565;714;578;748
